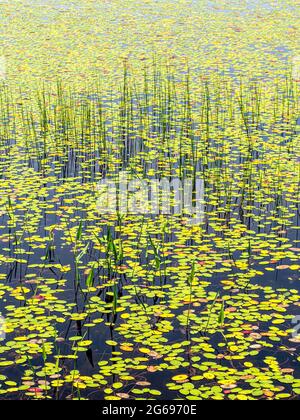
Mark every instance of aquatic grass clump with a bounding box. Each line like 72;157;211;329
0;63;299;400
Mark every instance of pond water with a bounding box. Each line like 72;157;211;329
0;0;299;400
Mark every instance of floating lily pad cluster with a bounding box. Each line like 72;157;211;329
0;0;299;400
